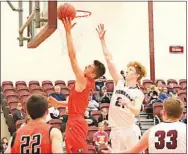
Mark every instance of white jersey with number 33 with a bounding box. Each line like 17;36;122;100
149;122;186;153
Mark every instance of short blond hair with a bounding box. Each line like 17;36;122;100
127;61;146;81
163;98;184;119
98;122;104;127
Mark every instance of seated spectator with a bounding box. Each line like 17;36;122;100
88;93;99;111
159;87;171;101
93;122;109;146
98;108;109;126
84;110;98;127
95;76;107;91
21;115;32;127
96;86;111;103
145;86;162;119
60;123;66;153
170;89;180;99
46;105;60;123
49;85;66;101
13;103;25;123
1;137;8;152
60;107;68;124
155;80;165;92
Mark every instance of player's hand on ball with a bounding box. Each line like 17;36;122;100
96;24;106;40
62;17;76;32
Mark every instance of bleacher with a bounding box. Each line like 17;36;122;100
0;79;187;152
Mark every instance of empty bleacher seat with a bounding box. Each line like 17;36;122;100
142;79;153;88
167;79;178;85
67;80;75;89
87;126;98;144
42;80;54;91
88;145;97;153
55;80;66;87
99;103;110;111
179;79;186;89
29;81;40;89
16;119;25;130
49;119;62;129
90;111;102;121
105;80;114;92
15;81;27;90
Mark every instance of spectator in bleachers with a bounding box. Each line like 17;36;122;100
88;93;99;111
158;87;171;101
60;107;68;124
145;86;161;119
96;86;111;104
84;110;98;127
49;85;66;101
95;76;107;91
98;108;109;126
60;123;66;153
13;103;25;123
155;80;164;92
170;89;179;98
1;137;8;152
93;122;109;146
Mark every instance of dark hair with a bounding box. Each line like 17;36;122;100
26;94;48;120
94;60;106;79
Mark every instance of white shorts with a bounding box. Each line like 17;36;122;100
110;124;141;152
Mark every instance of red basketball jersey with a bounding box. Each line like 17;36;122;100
68;77;95;115
11;122;53;154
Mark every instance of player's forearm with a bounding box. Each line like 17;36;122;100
49;99;68;108
128;102;140;115
66;32;76;57
100;39;113;61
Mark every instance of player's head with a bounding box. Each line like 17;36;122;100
98;122;105;132
84;60;106;79
54;85;61;94
26;94;48;120
126;61;146;82
162;97;184;121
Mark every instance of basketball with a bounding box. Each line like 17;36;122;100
57;3;76;20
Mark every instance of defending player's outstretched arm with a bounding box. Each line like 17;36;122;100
48;96;68;108
62;17;87;91
96;24;122;85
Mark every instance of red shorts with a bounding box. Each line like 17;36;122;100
65;116;88;153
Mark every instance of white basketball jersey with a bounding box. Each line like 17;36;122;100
109;79;144;128
149;122;186;153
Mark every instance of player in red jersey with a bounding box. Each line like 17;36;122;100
48;17;106;153
5;94;63;154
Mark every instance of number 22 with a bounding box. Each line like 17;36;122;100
20;134;41;154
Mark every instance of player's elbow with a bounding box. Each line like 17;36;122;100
134;109;140;116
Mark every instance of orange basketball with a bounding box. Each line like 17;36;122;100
57;3;76;20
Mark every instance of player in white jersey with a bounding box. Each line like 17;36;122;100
96;24;147;151
102;97;186;153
